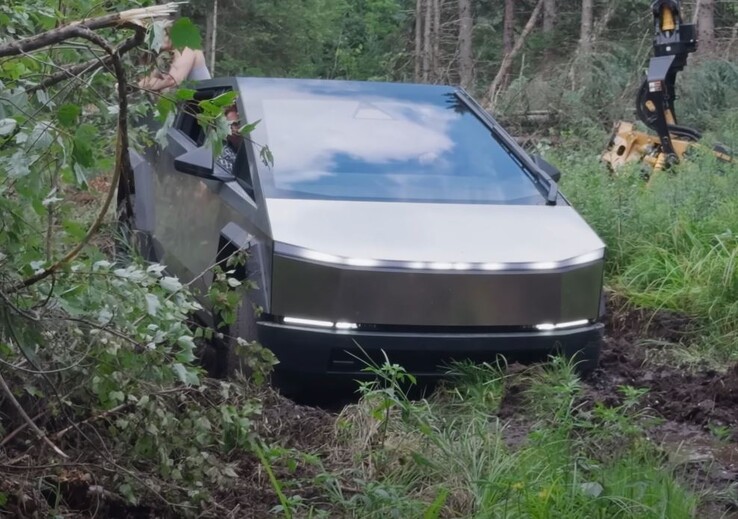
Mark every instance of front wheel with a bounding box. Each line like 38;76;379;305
562;338;602;377
207;297;258;378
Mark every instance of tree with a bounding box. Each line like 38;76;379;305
503;0;515;57
485;0;545;110
458;0;474;89
578;0;594;56
697;0;716;55
415;0;423;80
543;0;556;35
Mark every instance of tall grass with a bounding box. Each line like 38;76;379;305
314;360;697;519
553;121;738;358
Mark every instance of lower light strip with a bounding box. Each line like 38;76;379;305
283;316;359;330
536;319;590;331
283;316;334;328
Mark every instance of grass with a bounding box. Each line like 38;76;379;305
298;358;697;519
552;124;738;360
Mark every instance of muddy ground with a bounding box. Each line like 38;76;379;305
2;298;737;517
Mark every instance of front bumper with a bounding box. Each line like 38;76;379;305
257;321;604;376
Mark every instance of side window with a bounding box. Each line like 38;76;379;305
233;144;255;200
173;87;234;146
174;100;205;145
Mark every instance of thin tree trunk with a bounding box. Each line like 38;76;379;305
485;0;544;110
542;0;556;60
432;0;441;81
500;0;515;89
503;0;514;56
458;0;474;89
422;0;432;81
726;22;738;59
204;0;218;75
415;0;423;81
578;0;594;56
592;1;616;46
697;0;715;55
543;0;555;34
209;0;218;73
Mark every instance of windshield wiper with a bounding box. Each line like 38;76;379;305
454;89;558;205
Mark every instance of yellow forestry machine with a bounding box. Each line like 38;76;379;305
602;0;732;174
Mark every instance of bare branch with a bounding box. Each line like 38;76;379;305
25;29;144;95
0;370;68;458
10;26;134;293
0;3;181;58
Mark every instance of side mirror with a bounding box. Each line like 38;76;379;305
174;147;232;182
530;154;562;183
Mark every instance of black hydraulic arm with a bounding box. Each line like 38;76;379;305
637;0;698;160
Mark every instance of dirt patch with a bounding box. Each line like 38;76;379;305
586;297;738;516
590;298;738;431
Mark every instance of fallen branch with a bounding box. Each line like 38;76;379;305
9;27;131;293
25;29;144;95
52;403;131;440
0;371;68;458
0;3;181;58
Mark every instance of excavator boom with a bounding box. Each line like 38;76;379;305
602;0;732;174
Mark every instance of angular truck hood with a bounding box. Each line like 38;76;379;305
266;198;605;265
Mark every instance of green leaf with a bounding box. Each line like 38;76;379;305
156;95;175;122
423;488;448;519
72;124;96;168
239;119;260;135
175;88;196;101
169;18;202;50
62;220;87;241
172;363;199;386
210;91;237;108
0;117;16;136
57;103;81;127
109;390;125;403
5;150;30;178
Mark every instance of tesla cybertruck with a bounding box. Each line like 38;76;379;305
128;77;606;377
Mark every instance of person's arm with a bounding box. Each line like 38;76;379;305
138;48;197;92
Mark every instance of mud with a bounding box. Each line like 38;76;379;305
592;297;738;432
589;297;738;516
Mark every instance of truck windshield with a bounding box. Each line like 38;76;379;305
242;79;544;205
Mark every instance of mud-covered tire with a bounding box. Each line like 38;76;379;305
210;298;258;378
563;338;602;377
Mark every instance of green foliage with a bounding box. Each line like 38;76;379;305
553;133;738;358
315;359;696;518
169;17;202;50
0;4;276;513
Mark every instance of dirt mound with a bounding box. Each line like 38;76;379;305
591;299;738;433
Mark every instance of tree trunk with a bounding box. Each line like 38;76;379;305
543;0;555;34
458;0;474;89
432;0;441;81
542;0;555;60
503;0;514;56
578;0;593;56
203;0;218;74
210;0;218;73
485;0;544;110
697;0;716;55
500;0;515;89
592;1;616;47
415;0;423;81
422;0;432;81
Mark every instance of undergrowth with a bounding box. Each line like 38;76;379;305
292;358;697;518
551;117;738;360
